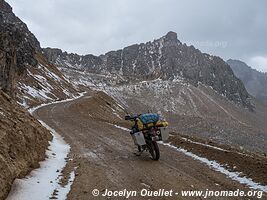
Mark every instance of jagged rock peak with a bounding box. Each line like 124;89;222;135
0;0;41;52
164;31;178;41
42;31;253;110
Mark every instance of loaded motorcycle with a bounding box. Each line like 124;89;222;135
125;114;169;161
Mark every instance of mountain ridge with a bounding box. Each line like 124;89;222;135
43;31;253;110
227;59;267;105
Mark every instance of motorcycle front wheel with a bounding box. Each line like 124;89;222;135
148;141;160;161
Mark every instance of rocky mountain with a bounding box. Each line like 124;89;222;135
107;79;267;152
0;0;79;108
0;1;81;199
0;0;40;95
43;32;252;110
227;59;267;105
42;32;267;154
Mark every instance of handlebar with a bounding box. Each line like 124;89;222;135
125;114;139;121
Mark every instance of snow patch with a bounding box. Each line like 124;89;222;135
160;142;267;192
110;107;122;119
17;99;29;109
6;120;73;200
55;168;77;199
28;92;86;114
7;92;87;200
0;111;5;116
40;64;62;82
181;137;228;152
109;123;131;132
20;84;53;100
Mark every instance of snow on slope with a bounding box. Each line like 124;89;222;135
58;66;127;89
53;56;267;154
16;56;79;108
103;77;235;117
7;92;86;200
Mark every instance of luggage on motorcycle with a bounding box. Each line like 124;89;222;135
136;113;168;131
139;113;159;124
137;113;159;131
131;132;146;146
160;128;169;141
155;121;169;128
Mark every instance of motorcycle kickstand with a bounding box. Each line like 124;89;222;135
134;148;144;156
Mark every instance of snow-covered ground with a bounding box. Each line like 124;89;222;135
7;92;86;200
180;137;229;152
6;121;72;200
0;111;5;116
112;124;131;132
28;92;86;114
160;142;267;193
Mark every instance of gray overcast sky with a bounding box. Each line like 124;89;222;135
6;0;267;72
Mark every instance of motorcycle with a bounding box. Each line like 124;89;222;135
125;114;168;161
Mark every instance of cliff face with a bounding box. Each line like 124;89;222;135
0;90;52;200
43;32;252;110
0;0;41;51
227;59;267;105
0;1;79;199
1;0;79;108
0;28;16;95
0;0;40;96
0;2;53;199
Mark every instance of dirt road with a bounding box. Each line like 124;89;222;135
34;93;265;200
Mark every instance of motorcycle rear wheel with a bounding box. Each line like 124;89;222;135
148;141;160;160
